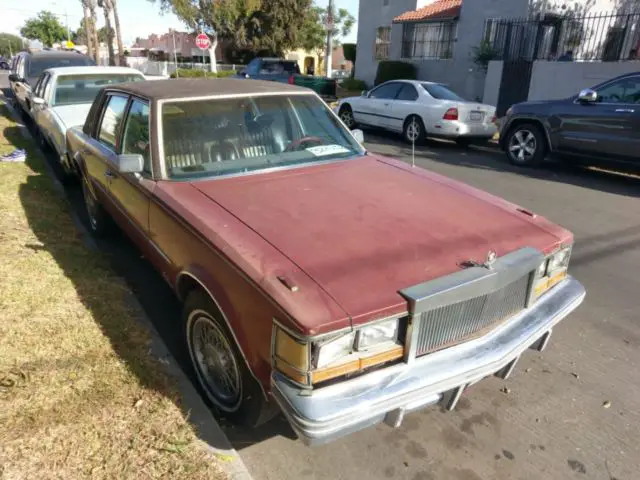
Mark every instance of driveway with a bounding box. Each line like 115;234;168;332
3;70;638;479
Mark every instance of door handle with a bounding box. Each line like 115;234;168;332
615;108;634;113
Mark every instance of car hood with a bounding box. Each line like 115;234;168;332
190;155;571;327
52;103;93;129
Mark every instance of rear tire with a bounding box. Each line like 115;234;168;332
504;123;547;167
81;175;111;237
183;290;273;427
403;115;425;144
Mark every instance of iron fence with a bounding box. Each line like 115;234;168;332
485;11;640;62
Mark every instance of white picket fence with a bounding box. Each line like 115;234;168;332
124;57;244;76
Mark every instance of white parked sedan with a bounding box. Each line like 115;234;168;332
28;66;145;177
335;80;498;145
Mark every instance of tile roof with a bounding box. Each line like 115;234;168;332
394;0;462;23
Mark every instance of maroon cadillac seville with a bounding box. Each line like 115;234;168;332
66;78;585;445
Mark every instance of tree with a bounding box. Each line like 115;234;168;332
155;0;312;56
111;0;125;66
88;1;101;63
97;0;116;65
0;33;26;57
298;4;355;69
80;1;94;60
342;43;356;77
20;11;67;47
74;19;108;45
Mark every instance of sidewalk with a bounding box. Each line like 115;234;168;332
0;99;251;479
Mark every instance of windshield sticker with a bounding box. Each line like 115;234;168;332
305;145;351;157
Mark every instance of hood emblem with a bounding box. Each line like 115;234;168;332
458;250;498;270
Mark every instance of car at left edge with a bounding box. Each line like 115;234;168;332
29;66;145;177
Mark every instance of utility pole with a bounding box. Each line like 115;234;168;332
65;8;70;42
325;0;334;78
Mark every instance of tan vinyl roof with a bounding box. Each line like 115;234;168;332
111;77;310;100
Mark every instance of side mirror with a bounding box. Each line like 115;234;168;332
32;97;45;106
352;128;364;144
8;73;20;82
361;90;368;97
578;88;597;103
245;73;250;79
114;154;144;174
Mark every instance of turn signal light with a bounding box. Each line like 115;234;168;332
288;75;295;85
443;108;458;120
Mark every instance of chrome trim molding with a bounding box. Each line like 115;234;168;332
272;277;585;446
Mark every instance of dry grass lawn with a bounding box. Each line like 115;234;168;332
0;104;225;479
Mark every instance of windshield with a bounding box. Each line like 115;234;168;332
421;83;465;101
52;73;144;106
28;56;94;78
162;94;364;180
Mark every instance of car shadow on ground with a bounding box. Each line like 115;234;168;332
364;128;640;200
6;114;298;451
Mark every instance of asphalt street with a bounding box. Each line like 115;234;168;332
3;71;639;480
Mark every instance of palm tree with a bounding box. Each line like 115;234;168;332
111;0;125;66
81;0;94;60
97;0;115;66
88;0;101;63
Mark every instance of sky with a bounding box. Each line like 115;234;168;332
0;0;359;45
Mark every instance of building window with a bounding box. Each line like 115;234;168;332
402;22;456;60
375;26;391;60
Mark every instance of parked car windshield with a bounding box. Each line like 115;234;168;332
52;73;144;106
28;56;94;78
421;83;465;101
161;94;364;180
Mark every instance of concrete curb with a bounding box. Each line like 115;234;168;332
0;95;254;480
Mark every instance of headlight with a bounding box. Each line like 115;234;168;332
533;246;572;300
357;318;399;350
273;318;404;386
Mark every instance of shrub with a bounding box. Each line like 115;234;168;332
339;78;367;92
343;43;356;77
374;61;417;85
169;69;237;79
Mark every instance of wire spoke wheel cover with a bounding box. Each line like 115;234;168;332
508;129;537;163
188;311;242;412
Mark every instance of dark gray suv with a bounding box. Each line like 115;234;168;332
9;49;95;116
500;72;640;168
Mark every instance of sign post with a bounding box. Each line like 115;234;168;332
195;33;210;75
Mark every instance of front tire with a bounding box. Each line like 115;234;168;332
403;115;425;144
339;104;356;129
183;290;271;427
505;123;546;167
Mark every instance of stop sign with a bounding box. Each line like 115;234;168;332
195;33;211;50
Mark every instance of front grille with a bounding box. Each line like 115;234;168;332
414;273;530;357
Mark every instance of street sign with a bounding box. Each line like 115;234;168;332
195;33;211;50
65;40;75;49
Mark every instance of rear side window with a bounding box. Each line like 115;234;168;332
28;55;95;78
122;99;151;174
396;84;418;101
98;95;129;151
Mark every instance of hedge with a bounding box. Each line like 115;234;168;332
169;69;237;79
374;61;417;85
339;78;367;91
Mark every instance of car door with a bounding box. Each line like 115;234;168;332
556;75;640;159
83;93;130;209
11;55;30;108
355;82;403;128
31;73;51;128
108;97;154;244
388;83;419;132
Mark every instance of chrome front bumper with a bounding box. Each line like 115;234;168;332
271;277;585;446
